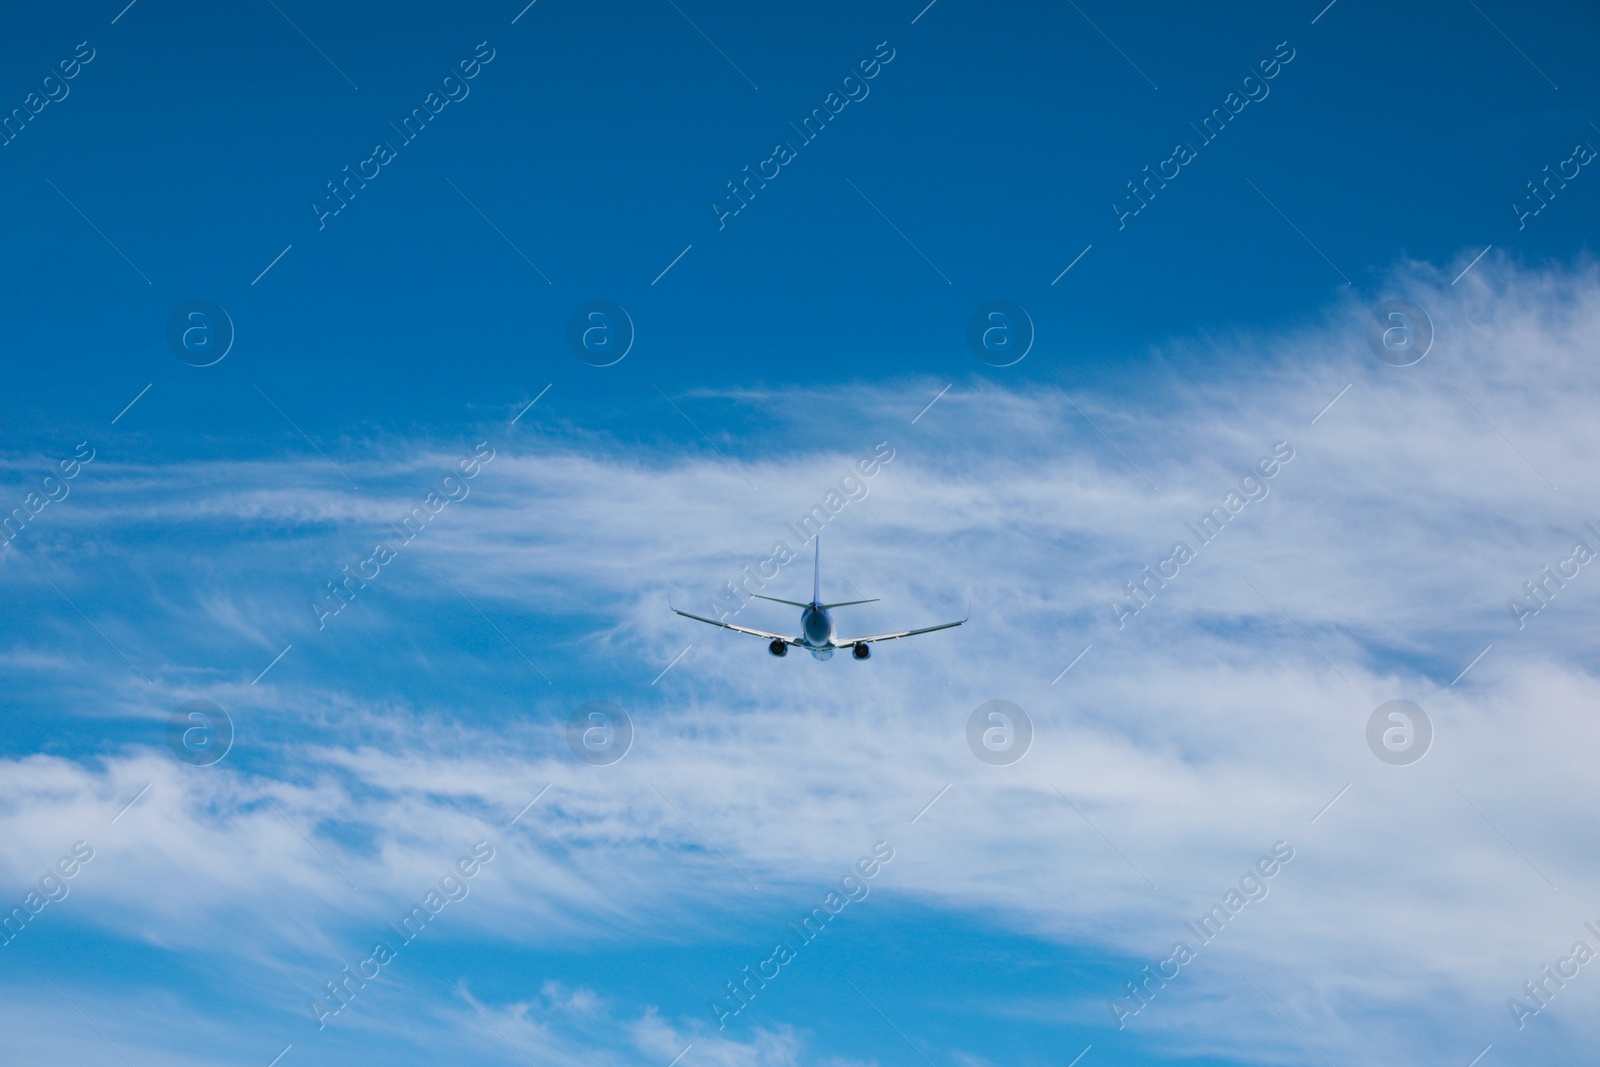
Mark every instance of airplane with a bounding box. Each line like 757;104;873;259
671;538;965;660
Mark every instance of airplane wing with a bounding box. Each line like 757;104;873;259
834;618;965;645
671;605;799;644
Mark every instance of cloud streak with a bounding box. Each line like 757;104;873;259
3;258;1600;1064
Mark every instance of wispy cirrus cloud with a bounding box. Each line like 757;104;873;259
2;258;1599;1065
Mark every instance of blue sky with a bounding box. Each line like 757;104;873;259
2;1;1600;1065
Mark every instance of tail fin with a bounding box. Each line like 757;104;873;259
813;536;821;606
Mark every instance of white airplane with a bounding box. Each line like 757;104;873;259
672;539;965;660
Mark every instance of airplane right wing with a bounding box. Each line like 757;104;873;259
833;618;965;645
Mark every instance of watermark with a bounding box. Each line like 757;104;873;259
966;700;1032;765
1109;442;1295;628
1508;523;1599;630
704;441;894;623
1508;921;1600;1030
308;840;495;1029
966;301;1034;367
1366;300;1433;366
312;441;495;629
311;42;496;229
709;841;894;1028
1111;42;1295;229
166;300;234;367
1511;138;1596;230
0;440;96;551
0;841;95;949
711;41;896;230
166;699;234;766
566;701;632;766
1366;700;1431;766
1;41;95;148
565;300;634;367
1109;840;1295;1028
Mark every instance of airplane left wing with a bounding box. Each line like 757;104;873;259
671;604;798;644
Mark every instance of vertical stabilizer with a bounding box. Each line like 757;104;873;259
813;536;821;606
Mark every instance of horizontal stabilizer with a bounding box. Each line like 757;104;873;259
751;594;813;608
819;599;879;609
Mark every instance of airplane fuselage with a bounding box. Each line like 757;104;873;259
801;604;834;658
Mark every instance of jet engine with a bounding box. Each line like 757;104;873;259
769;640;788;657
852;642;870;660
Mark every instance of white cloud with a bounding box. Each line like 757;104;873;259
3;258;1599;1064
